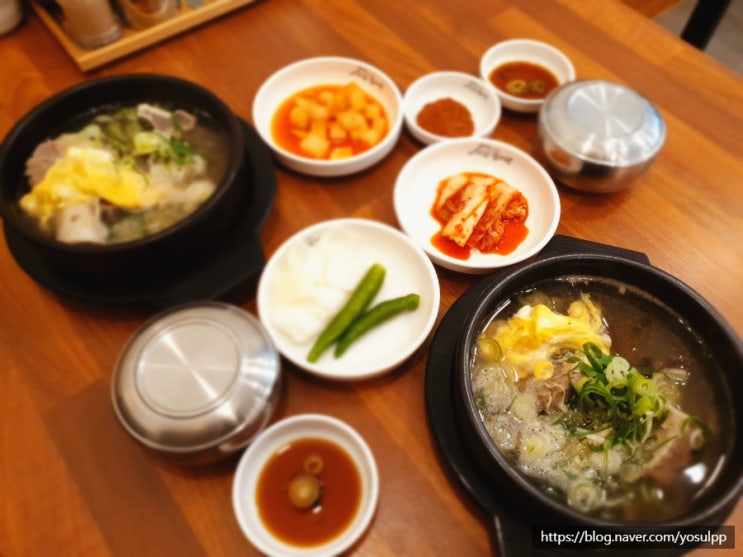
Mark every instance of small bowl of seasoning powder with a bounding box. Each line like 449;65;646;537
403;71;501;146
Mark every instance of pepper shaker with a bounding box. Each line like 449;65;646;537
56;0;122;49
0;0;24;35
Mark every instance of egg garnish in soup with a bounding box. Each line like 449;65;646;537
20;146;161;224
483;293;610;380
19;103;229;245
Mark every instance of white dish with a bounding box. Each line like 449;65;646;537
257;218;440;380
232;414;379;557
479;38;575;114
403;71;501;145
393;137;560;274
252;56;403;177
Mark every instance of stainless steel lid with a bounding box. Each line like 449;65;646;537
112;302;280;455
539;80;665;167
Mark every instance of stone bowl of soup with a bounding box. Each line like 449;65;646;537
453;250;742;533
0;74;246;282
252;56;403;177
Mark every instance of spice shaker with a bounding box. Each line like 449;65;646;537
56;0;122;49
0;0;23;35
120;0;177;29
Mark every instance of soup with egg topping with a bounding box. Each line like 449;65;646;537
470;275;730;522
19;102;230;245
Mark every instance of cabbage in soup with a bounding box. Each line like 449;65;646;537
470;275;730;522
19;103;230;245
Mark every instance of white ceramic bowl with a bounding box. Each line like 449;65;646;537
393;137;560;274
479;38;575;114
252;56;403;177
257;218;440;380
403;71;501;145
233;414;379;557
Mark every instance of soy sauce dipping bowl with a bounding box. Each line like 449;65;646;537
232;414;380;557
0;74;247;282
479;38;575;114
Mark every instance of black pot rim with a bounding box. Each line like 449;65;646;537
456;251;743;527
0;73;245;256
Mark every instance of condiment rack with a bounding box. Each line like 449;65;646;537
31;0;257;71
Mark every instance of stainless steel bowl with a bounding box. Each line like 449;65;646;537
112;302;281;464
537;80;665;193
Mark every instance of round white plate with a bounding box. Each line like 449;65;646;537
393;137;560;273
257;218;440;380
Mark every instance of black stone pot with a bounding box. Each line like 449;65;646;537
453;248;742;549
0;74;246;283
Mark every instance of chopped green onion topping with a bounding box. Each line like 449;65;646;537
563;342;668;450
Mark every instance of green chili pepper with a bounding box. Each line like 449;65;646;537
306;263;386;363
334;293;420;358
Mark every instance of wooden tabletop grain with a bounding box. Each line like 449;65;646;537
1;1;741;556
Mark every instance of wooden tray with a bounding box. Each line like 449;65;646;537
32;0;257;71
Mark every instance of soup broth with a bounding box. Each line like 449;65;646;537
256;437;362;548
470;275;731;522
488;61;559;99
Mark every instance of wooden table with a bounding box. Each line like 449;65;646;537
2;1;741;555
